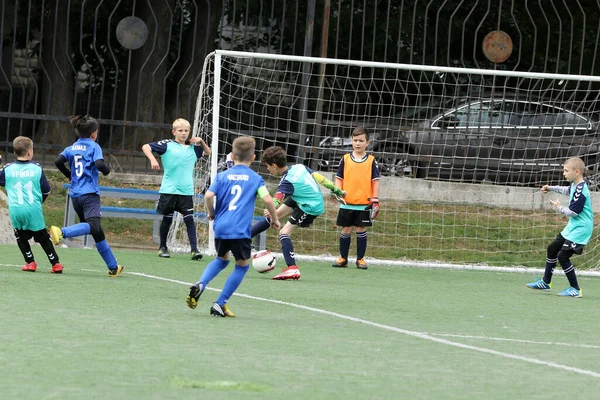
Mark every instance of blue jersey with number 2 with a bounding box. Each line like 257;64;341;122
207;165;265;239
60;138;104;198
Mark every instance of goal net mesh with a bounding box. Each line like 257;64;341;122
168;50;600;270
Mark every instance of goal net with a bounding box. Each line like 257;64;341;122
169;49;600;271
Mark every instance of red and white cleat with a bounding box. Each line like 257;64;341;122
272;266;301;280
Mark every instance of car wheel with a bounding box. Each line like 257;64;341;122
379;146;424;178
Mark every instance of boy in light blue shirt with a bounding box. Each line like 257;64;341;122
142;118;211;260
526;157;593;297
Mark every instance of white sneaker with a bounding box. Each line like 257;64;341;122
273;266;301;280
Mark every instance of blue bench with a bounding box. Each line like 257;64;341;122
62;184;267;250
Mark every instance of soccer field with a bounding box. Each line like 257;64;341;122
2;244;600;400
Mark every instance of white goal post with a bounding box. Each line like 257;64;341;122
168;49;600;271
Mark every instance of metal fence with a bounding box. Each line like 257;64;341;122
1;0;599;172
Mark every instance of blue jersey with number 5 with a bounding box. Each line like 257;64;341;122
207;164;265;239
60;138;104;198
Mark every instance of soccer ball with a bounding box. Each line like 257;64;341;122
252;250;276;273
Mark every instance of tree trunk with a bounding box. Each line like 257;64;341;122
38;1;74;148
167;0;223;122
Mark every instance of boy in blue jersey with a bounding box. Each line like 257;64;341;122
250;146;346;280
49;115;124;277
186;136;280;317
0;137;63;273
526;157;593;297
142;118;211;260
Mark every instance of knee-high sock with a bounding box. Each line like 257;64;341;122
62;223;90;239
543;257;557;284
17;238;34;263
216;264;250;306
560;262;580;290
251;218;270;238
339;233;351;259
184;214;198;252
356;231;367;260
39;239;59;265
96;239;118;269
159;215;173;248
279;234;296;267
199;258;230;286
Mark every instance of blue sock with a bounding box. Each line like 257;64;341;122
251;218;271;238
279;234;296;266
159;215;173;248
96;240;118;269
62;223;90;239
339;232;351;259
356;231;367;260
199;258;230;286
216;264;249;306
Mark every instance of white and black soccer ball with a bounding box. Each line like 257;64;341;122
252;250;276;273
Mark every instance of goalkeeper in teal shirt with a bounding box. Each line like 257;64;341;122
0;136;63;273
526;157;593;297
142;118;211;260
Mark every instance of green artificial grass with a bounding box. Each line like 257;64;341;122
1;244;600;399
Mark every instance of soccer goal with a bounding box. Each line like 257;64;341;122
168;49;600;271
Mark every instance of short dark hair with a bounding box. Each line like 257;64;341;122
261;146;287;168
352;126;369;141
13;136;33;157
232;136;256;162
70;115;99;138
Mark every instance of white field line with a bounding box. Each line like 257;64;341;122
129;271;600;379
3;263;600;377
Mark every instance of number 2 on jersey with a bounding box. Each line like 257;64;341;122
228;184;242;210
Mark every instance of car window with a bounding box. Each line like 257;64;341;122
432;100;512;128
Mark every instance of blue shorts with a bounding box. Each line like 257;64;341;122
214;238;252;261
71;193;102;222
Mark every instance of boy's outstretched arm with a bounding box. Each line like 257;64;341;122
312;172;346;197
261;193;281;230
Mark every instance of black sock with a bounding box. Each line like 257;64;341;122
184;215;198;252
17;238;34;263
39;239;60;266
159;215;173;248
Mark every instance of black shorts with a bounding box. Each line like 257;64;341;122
283;198;319;228
156;194;194;216
14;228;51;243
336;208;372;227
72;193;102;221
214;238;252;261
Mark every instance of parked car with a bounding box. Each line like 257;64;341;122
315;98;600;188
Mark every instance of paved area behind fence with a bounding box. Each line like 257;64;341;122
0;190;15;245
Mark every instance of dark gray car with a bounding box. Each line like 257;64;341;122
316;99;600;188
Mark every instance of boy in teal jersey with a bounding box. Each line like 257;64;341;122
0;137;63;273
250;146;346;280
142;118;211;260
526;157;594;297
186;136;280;317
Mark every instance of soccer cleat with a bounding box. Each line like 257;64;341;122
210;302;236;317
190;250;203;261
557;287;582;297
526;278;552;291
332;257;348;268
50;263;64;274
49;226;63;245
21;262;37;272
273;266;301;280
108;265;125;277
356;258;368;270
186;282;204;309
158;247;170;258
